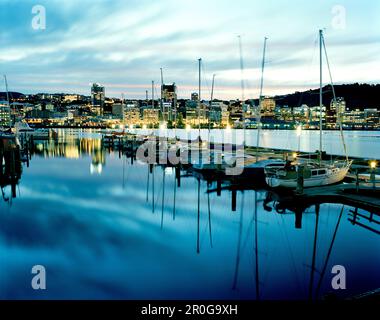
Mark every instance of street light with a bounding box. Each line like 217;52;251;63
296;125;302;152
370;160;377;169
160;122;167;131
296;125;302;137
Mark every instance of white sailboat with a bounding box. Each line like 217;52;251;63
265;30;352;188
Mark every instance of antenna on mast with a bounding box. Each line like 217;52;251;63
256;37;268;162
198;58;202;141
238;35;246;147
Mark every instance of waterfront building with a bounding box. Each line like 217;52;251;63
63;94;79;103
330;97;346;123
293;104;310;122
342;109;365;128
112;104;124;119
143;108;160;126
221;111;230;127
261;97;276;118
191;92;199;101
0;103;11;126
309;105;326;122
364;108;379;127
209;101;229;126
185;103;208;126
125;107;141;126
91;83;105;116
161;83;177;121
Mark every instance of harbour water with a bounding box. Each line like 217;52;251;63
0;130;379;300
136;129;380;159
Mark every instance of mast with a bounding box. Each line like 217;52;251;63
256;37;268;162
198;58;202;140
151;81;154;109
238;36;246;147
121;93;125;124
160;68;164;120
4;75;11;127
209;74;216;134
319;29;323;164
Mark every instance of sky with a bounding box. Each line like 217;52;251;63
0;0;379;99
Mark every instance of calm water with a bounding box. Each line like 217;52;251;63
0;130;379;300
135;129;380;159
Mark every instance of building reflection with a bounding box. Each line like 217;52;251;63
30;136;106;174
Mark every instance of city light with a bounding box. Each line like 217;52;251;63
160;122;167;130
226;124;231;131
296;125;302;137
370;160;377;169
142;124;147;130
292;152;298;159
186;124;191;131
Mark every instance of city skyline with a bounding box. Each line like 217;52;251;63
1;0;380;99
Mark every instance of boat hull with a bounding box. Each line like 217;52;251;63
266;166;350;188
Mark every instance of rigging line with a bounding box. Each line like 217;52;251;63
278;213;303;295
207;191;213;248
295;34;319;109
308;205;320;301
201;63;212;99
253;191;260;300
322;35;349;163
232;190;244;290
315;205;345;299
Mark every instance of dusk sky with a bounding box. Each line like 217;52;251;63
0;0;379;99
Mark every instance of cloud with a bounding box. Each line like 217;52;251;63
0;0;379;99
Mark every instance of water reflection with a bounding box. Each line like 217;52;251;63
0;132;379;300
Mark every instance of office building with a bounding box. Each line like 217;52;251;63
91;83;105;116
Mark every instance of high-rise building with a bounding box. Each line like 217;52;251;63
91;83;105;116
161;83;177;121
330;97;346;123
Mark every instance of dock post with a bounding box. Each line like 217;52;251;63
0;141;3;178
231;189;237;212
217;180;221;196
175;165;181;187
355;169;359;193
295;208;303;229
296;164;304;195
370;168;376;190
10;148;16;198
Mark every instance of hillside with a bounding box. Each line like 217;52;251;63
273;83;380;110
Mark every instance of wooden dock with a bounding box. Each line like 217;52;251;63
273;184;380;214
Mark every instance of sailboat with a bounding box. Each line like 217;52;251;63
265;30;352;188
0;76;15;138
